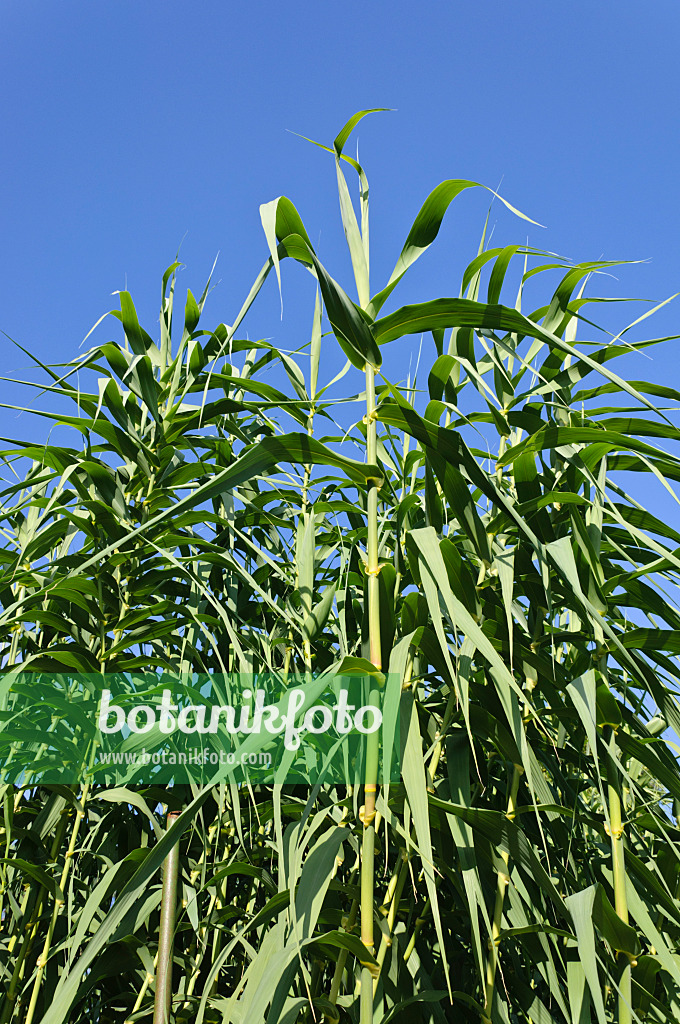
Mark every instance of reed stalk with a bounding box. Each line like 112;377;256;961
326;893;359;1018
359;361;382;1024
482;763;522;1024
23;783;90;1024
124;957;157;1024
606;727;632;1024
373;848;409;992
153;810;181;1024
0;112;677;1024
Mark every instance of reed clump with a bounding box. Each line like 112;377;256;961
0;111;679;1024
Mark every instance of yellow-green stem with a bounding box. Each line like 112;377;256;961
373;850;409;993
301;411;314;679
124;958;157;1024
403;895;431;963
0;884;45;1024
24;784;90;1024
365;365;381;672
482;764;522;1024
606;727;632;1024
326;893;359;1017
360;362;381;1024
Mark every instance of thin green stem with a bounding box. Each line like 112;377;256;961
606;727;632;1024
373;849;409;993
360;361;382;1024
364;365;381;673
326;893;359;1019
403;895;430;963
24;784;90;1024
482;764;522;1024
124;957;157;1024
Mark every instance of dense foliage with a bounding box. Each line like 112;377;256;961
2;111;680;1024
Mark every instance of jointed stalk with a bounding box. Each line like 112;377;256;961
153;810;181;1024
403;895;431;963
482;764;522;1024
183;815;225;1008
24;783;90;1024
326;891;359;1018
301;401;315;678
124;957;157;1024
373;848;409;992
364;365;381;675
606;727;632;1024
0;792;72;1024
360;362;381;1024
0;887;42;1024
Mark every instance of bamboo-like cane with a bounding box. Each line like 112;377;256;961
359;362;382;1024
606;727;632;1024
482;765;522;1024
153;810;181;1024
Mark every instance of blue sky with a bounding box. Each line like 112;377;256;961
2;1;679;471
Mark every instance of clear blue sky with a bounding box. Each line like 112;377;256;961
2;1;679;460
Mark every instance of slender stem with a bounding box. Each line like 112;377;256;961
282;631;293;682
183;891;217;1003
182;812;226;1008
482;764;522;1024
606;727;632;1024
24;784;90;1024
360;362;381;1024
373;849;409;993
403;895;431;963
477;495;524;1024
364;365;381;673
326;893;359;1018
0;889;40;1024
0;791;72;1024
301;407;315;679
153;810;181;1024
124;957;157;1024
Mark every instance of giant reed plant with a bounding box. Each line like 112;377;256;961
2;111;680;1024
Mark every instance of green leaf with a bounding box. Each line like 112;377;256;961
369;184;540;317
374;297;661;415
118;290;152;356
336;655;385;686
592;884;640;957
0;857;64;901
333;108;391;155
184;288;201;335
401;690;452;997
564;886;607;1024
